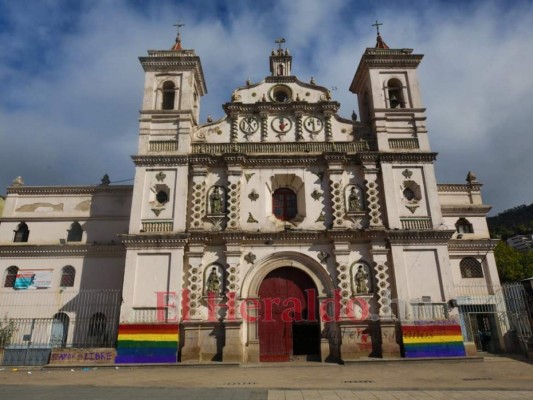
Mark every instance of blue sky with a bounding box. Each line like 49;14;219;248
0;0;532;215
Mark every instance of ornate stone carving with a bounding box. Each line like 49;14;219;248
317;251;329;264
247;212;258;223
244;252;256;264
402;169;413;179
245;173;255;183
151;208;164;216
155;172;166;182
227;179;242;230
330;180;344;228
311;189;323;201
248;189;259;201
315;212;325;222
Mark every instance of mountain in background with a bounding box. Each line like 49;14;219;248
488;203;533;239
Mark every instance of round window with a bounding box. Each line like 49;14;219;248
156;190;169;204
403;188;415;201
271;85;292;103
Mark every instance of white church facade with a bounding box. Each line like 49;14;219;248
0;31;505;364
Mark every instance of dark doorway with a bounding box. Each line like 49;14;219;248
469;313;500;353
258;267;320;362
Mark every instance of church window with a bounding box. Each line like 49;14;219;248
403;188;415;201
456;218;474;234
60;266;76;287
13;222;29;242
273;188;297;221
156;190;169;204
162;81;175;110
460;257;484;278
3;266;18;288
387;78;405;109
271;85;291;103
67;221;83;242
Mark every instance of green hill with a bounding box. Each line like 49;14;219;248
488;203;533;239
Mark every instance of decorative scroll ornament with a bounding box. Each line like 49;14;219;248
244;252;257;264
247;212;258;223
317;251;329;264
155;172;167;182
248;189;259;201
402;169;413;179
311;189;323;201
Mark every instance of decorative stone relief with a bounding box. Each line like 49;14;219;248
244;252;256;264
364;174;383;227
374;261;392;318
311;189;323;201
245;173;255;183
155;172;166;182
401;177;422;215
226;264;240;292
204;265;224;297
190;180;207;229
352;263;371;295
295;112;304;141
330;180;344;228
248;189;259;201
247;212;258;223
149;183;170;217
337;264;351;309
317;251;329;264
324;114;332;141
227;180;241;229
315;212;325;222
260;113;268;142
187;263;203;316
346;185;363;213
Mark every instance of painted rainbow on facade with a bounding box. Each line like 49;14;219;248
402;323;466;358
115;324;179;363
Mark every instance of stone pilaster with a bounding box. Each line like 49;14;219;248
295;111;304;141
363;164;383;228
326;154;346;229
190;166;207;230
225;158;243;230
260;112;268;142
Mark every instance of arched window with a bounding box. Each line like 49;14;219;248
13;222;29;242
50;312;69;348
460;257;484;278
272;188;297;221
387;78;405;109
3;266;19;288
162;81;175;110
456;218;474;234
67;221;83;242
60;266;76;287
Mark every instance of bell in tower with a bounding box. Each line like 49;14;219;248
270;38;292;77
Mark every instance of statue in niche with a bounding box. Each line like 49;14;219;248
210;186;223;214
354;265;368;294
348;186;361;212
206;267;221;295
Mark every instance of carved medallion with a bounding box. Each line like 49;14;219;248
271;116;292;134
239;117;259;134
304;116;323;133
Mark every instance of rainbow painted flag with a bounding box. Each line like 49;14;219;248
402;323;466;358
115;324;179;364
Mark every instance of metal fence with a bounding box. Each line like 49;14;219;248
455;282;531;354
0;289;121;365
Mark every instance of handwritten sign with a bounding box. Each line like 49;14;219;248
49;348;116;364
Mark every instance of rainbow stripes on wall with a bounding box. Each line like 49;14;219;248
402;323;466;358
115;324;179;364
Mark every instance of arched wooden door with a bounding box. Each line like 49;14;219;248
258;267;320;362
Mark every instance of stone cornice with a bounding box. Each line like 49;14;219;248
140;50;207;95
121;233;189;249
379;152;438;163
448;239;498;253
388;230;455;245
438;183;483;192
0;244;125;258
6;185;133;196
0;216;130;222
223;101;340;116
132;155;189;166
441;204;492;216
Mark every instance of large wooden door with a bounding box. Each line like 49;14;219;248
258;267;319;362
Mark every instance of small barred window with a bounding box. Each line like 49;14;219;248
460;257;484;278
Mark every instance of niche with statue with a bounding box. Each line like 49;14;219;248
203;264;225;298
206;185;227;230
344;184;366;228
350;262;373;295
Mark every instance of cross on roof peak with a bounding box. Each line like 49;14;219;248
372;20;383;36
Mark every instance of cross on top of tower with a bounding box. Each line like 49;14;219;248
274;38;287;55
171;21;185;51
372;20;383;36
372;20;390;49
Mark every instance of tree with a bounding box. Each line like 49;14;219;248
494;241;533;282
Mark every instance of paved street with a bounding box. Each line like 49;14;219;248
0;356;531;399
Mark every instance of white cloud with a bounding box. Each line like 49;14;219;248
0;0;531;214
